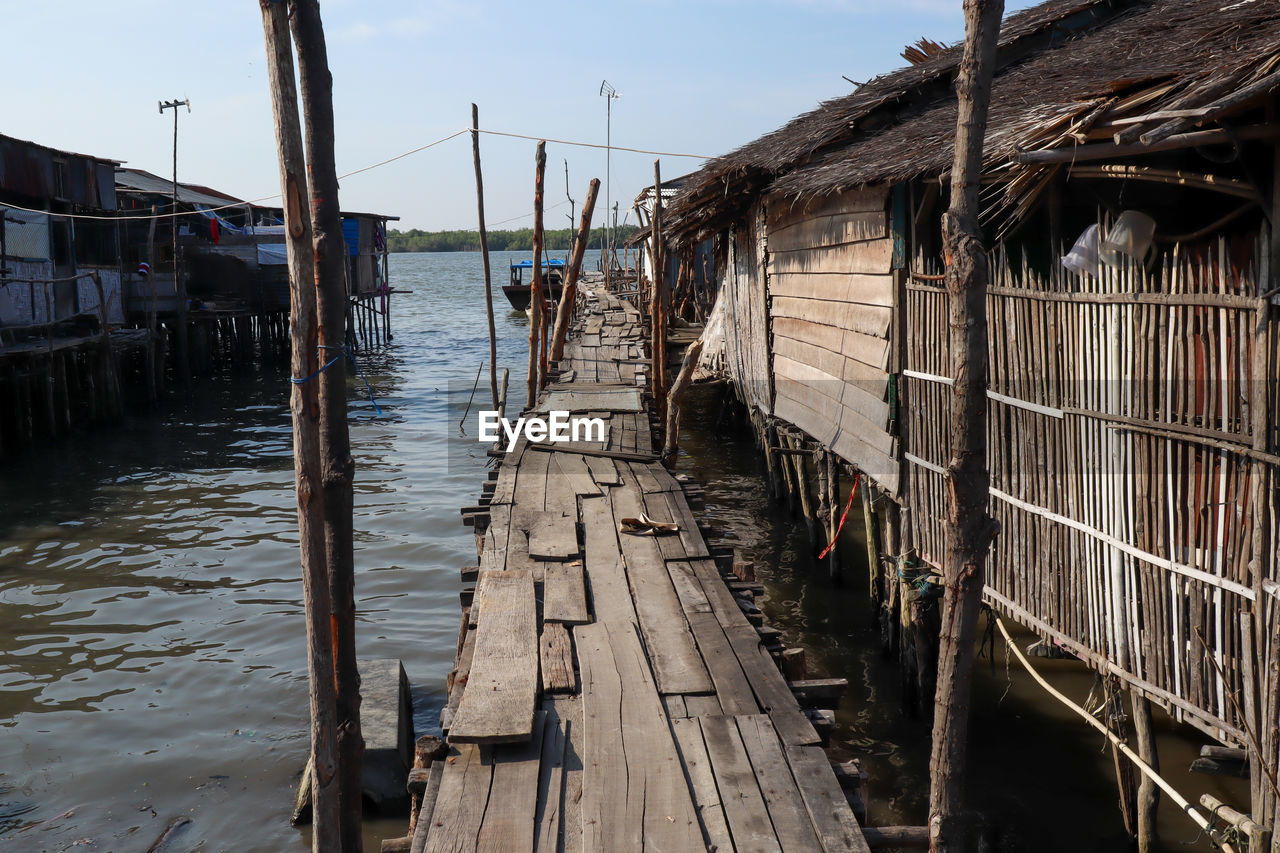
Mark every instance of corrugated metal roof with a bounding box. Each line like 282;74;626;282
115;168;244;208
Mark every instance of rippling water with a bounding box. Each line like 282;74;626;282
0;252;1248;852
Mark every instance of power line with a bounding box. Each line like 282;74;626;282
0;124;711;223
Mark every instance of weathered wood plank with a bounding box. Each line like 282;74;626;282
584;455;621;487
476;711;546;853
450;570;539;744
540;622;576;693
668;560;713;614
785;744;871;853
543;561;590;624
768;239;894;276
533;706;569;853
771;316;890;372
671;716;736;853
735;714;823;853
581;493;640;627
612;472;715;695
423;743;492;853
699;714;783;853
576;620;703;853
772;334;888;400
767;210;888;253
771;291;893;337
528;511;578;560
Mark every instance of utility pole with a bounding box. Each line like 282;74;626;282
599;80;619;289
927;1;1004;852
159;97;191;386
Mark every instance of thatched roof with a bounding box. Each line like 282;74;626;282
665;0;1280;242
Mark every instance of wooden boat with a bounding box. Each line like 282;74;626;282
502;258;565;311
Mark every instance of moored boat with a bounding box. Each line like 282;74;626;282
502;258;565;310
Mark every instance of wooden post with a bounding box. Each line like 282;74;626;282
862;484;880;602
1130;689;1160;853
650;161;666;419
662;338;704;464
289;1;364;847
471;104;498;410
528;141;546;403
927;1;1004;851
259;2;343;850
827;452;841;580
550;178;601;363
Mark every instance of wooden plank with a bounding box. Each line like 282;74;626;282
771;293;893;338
575;620;703;853
476;711;546;853
668;560;712;614
540;388;643;412
585;455;621;487
773;387;839;448
785;744;871;853
533;706;570;853
552;453;602;498
541;695;584;853
699;714;783;853
423;743;493;853
658;489;713;560
611;472;715;695
525;441;657;463
581;493;640;627
766;186;887;231
441;622;476;733
768;239;893;276
767;210;888;253
449;570;539;744
772;317;890;372
528;511;578;560
671;716;736;853
540;622;576;693
685;693;725;717
735;715;823;853
543;562;590;624
688;608;759;716
772;334;886;399
479;504;512;573
722;623;821;747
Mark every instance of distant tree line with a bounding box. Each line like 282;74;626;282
387;224;640;253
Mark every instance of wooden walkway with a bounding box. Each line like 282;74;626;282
416;284;870;853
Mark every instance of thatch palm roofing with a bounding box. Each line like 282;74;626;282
664;0;1280;242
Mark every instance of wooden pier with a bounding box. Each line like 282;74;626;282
411;284;870;853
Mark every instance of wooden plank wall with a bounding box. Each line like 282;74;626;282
764;187;899;494
719;203;773;415
903;237;1279;746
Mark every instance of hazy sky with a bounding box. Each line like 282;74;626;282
4;0;1041;232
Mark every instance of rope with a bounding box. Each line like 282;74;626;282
289;344;382;416
817;472;859;561
993;616;1237;853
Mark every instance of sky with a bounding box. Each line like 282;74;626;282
3;0;1042;233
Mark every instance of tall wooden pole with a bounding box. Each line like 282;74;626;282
549;178;600;363
259;2;341;849
650;160;666;420
927;1;1003;851
472;104;498;409
528;141;546;402
289;2;363;848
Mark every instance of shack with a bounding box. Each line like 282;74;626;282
0;133;134;452
115;167;397;373
663;0;1280;845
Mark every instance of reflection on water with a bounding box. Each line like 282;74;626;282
0;252;1251;852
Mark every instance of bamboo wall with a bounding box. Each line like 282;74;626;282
904;236;1279;746
764;187;899;493
719;203;773;414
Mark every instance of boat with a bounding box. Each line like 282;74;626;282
502;258;566;311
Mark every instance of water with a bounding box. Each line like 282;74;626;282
0;252;1249;851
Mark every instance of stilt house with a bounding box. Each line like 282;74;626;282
663;0;1280;838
